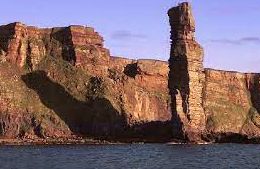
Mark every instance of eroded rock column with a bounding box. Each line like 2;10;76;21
168;2;206;142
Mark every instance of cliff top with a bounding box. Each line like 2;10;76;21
0;22;96;32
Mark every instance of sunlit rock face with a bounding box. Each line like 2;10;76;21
204;70;260;139
0;22;172;142
0;2;259;143
0;22;110;75
168;2;206;142
168;2;260;143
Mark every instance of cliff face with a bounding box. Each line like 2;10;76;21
0;3;259;143
0;23;172;141
204;69;260;139
0;22;110;75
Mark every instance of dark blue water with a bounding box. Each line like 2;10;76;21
0;144;259;169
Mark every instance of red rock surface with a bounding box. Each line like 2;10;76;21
204;69;260;138
0;22;172;142
0;2;259;143
0;22;110;75
168;2;206;142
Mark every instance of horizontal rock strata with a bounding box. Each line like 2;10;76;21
0;23;172;142
168;2;206;142
0;2;259;143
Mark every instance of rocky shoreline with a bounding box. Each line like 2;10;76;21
1;133;260;146
0;138;114;146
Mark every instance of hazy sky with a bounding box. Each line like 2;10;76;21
1;0;260;72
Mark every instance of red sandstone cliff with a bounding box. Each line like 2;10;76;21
204;69;260;141
0;2;259;143
0;22;172;142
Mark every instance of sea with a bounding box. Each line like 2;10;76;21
0;144;259;169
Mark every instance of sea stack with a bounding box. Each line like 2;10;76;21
168;2;206;142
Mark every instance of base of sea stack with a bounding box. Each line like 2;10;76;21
172;127;206;144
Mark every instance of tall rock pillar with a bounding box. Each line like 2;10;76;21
168;2;206;142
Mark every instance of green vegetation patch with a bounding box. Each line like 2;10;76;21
206;98;249;132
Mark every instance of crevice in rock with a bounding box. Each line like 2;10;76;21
124;63;138;78
25;41;33;71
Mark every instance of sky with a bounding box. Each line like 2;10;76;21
0;0;260;72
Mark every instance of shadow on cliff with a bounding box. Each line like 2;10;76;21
50;28;76;65
250;75;260;113
124;63;138;78
21;71;127;139
127;121;174;143
168;52;191;140
21;70;175;142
